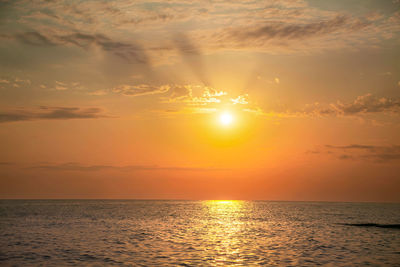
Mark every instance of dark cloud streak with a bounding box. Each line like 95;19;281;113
112;84;169;97
2;31;149;64
0;106;109;123
324;144;400;163
15;31;56;46
222;15;370;47
59;33;149;64
25;162;227;172
297;94;400;117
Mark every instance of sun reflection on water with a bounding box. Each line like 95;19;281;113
202;200;248;265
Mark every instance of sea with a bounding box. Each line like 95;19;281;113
0;200;399;266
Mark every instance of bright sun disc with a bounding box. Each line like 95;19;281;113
219;112;233;125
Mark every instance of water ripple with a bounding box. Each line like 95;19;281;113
0;200;399;266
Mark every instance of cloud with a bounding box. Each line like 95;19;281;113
0;106;109;123
55;81;67;91
3;0;399;61
231;94;249;105
112;84;229;106
112;87;399;119
242;93;400;121
326;144;376;150
58;32;149;64
186;87;228;105
112;84;170;97
25;162;227;172
323;144;400;163
229;15;353;40
2;31;149;64
378;71;392;76
287;94;400;117
163;85;230;106
0;77;31;89
14;31;57;46
210;14;374;52
338;94;400;115
0;79;10;84
168;84;192;100
110;83;247;115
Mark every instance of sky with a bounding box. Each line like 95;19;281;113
0;0;399;201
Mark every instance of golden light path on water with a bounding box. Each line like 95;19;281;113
202;200;248;265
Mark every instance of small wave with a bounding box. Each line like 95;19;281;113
340;223;400;229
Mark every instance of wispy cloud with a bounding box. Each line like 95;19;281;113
231;94;249;105
112;83;230;106
174;86;228;106
55;81;67;91
194;8;399;54
25;162;228;172
223;15;368;43
305;94;400;116
326;144;400;163
2;31;149;64
0;77;31;89
309;144;400;163
4;0;398;62
0;79;11;84
260;94;400;118
0;106;110;123
59;32;149;63
112;84;170;97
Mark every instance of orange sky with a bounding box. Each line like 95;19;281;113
0;0;399;201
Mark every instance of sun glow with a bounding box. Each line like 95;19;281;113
219;112;233;126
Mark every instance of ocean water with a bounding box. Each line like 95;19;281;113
0;200;399;266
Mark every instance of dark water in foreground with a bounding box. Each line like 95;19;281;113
0;200;399;266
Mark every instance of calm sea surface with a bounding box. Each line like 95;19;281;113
0;200;399;266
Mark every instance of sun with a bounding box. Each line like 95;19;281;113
219;112;233;126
